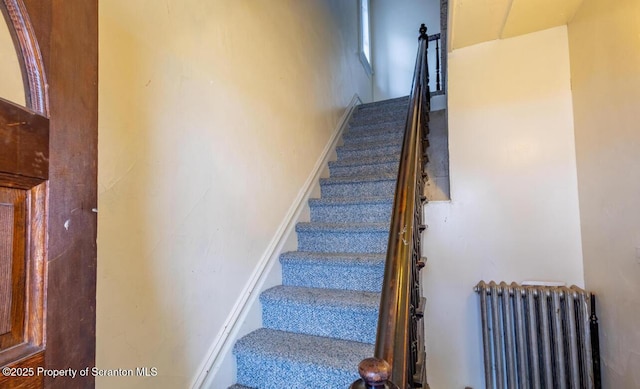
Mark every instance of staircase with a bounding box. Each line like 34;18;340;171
229;96;409;389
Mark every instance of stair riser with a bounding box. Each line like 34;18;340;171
297;230;388;253
235;354;360;389
356;99;408;112
329;161;399;177
281;262;383;292
348;120;405;134
353;104;406;115
339;139;402;152
342;131;403;146
320;179;396;198
353;103;408;119
349;113;406;127
261;300;378;343
343;126;403;140
310;201;392;223
337;144;401;160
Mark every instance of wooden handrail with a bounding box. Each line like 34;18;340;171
351;23;431;389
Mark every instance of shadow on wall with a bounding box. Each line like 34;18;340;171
425;109;450;201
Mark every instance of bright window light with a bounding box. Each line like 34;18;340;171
359;0;372;75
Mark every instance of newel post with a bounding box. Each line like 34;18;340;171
419;23;427;40
350;358;399;389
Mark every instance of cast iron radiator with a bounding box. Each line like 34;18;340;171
474;281;601;389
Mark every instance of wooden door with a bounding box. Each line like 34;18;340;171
0;0;97;388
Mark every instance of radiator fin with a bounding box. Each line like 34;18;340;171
475;281;599;389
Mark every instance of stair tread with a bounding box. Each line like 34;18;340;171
337;145;401;159
348;119;405;132
352;103;409;119
261;285;380;311
349;114;407;126
234;328;373;370
261;286;379;343
296;222;389;232
356;96;409;110
354;101;408;115
280;252;384;292
280;251;385;266
309;195;393;206
349;116;406;129
320;172;397;184
337;137;403;151
343;125;404;138
342;130;404;143
329;165;398;178
329;154;400;168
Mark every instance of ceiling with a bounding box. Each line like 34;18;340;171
449;0;585;50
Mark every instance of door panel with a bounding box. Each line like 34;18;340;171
0;188;26;345
0;0;97;388
0;187;47;380
0;3;49;376
0;168;47;383
0;199;16;327
0;203;14;333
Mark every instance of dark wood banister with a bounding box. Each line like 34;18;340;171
428;34;442;93
351;23;431;389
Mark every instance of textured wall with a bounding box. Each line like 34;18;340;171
423;26;584;388
568;0;640;387
97;1;371;387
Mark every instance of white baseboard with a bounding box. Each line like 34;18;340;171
190;93;362;389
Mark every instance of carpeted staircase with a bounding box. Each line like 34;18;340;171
229;97;409;389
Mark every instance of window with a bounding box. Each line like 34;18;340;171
359;0;372;75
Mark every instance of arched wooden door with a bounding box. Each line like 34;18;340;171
0;0;97;388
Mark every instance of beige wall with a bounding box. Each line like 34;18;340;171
97;1;371;387
423;26;584;388
0;16;25;106
568;1;640;387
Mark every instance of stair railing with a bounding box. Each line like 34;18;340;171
428;33;443;95
350;23;431;389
